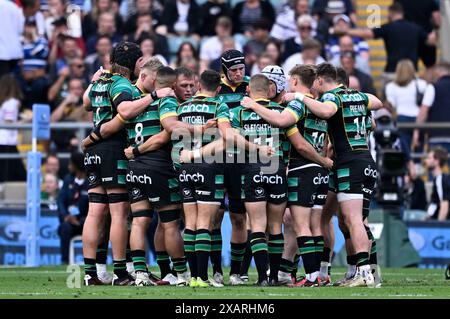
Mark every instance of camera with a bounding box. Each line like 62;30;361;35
373;111;407;206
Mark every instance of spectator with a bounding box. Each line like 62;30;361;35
425;147;450;220
312;0;356;23
405;167;427;211
161;0;200;36
57;151;89;264
81;0;123;41
250;52;274;75
20;17;50;110
51;35;83;79
171;41;198;69
396;0;440;68
48;17;86;65
413;62;450;154
329;34;370;75
0;0;25;77
180;57;200;75
208;36;240;72
198;0;232;37
199;16;243;74
282;38;325;75
271;0;311;42
174;66;196;103
264;39;282;67
339;50;376;95
42;0;66;40
41;172;59;210
385;59;427;151
348;74;360;91
338;3;433;85
244;19;272;72
315;0;349;46
0;74;26;182
138;34;168;66
85;35;112;79
85;11;122;55
232;0;275;37
282;14;317;62
123;0;163;35
124;13;169;61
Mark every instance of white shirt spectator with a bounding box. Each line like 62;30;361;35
282;53;325;75
199;37;243;62
0;98;20;146
0;0;25;60
270;5;317;42
385;79;427;117
174;1;190;33
422;83;436;107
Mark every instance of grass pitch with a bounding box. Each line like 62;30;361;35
0;266;449;299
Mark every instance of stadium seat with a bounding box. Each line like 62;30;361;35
1;182;27;206
69;235;83;265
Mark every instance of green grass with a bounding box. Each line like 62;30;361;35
0;267;449;299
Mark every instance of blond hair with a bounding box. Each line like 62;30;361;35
141;57;164;72
394;59;416;87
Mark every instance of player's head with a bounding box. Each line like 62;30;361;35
288;64;316;92
110;41;143;80
199;70;222;95
174;66;196;102
261;65;286;100
313;63;337;94
426;147;448;170
221;49;245;84
140;57;164;92
248;74;270;99
155;66;177;90
336;66;349;87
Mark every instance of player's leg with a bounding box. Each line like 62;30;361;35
154;220;173;281
239;215;253;282
183;203;198;285
228;209;247;285
267;201;286;285
311;207;325;284
278;208;296;285
210;209;224;285
320;191;337;282
96;211;112;284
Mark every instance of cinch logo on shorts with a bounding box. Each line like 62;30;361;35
84;153;101;165
253;172;283;184
364;166;378;178
126;171;152;184
313;173;329;185
179;170;205;183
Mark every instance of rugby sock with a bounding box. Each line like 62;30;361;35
250;232;269;283
156;251;171;278
321;247;332;264
279;258;294;274
96;241;108;264
113;259;128;278
297;236;317;279
126;244;132;263
291;253;301;278
84;258;97;277
355;252;370;268
131;250;148;273
183;229;197;278
172;257;188;274
230;242;246;275
346;254;357;278
320;247;331;278
314;236;324;271
195;229;211;281
210;228;223;275
240;230;253;276
366;228;378;265
268;233;284;280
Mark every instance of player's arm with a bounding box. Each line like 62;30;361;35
284;93;338;119
366;93;383;110
240;97;297;127
288;130;333;169
118;88;175;120
124;130;171;160
83;84;93;112
180;138;225;163
162;116;217;135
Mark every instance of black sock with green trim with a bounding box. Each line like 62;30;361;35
126;243;132;263
183;229;197;278
240;230;253;276
250;232;269;283
113;259;128;278
210;228;223;275
370;241;378;265
156;251;171;278
230;242;246;275
84;258;97;277
321;247;331;263
96;240;108;264
314;236;324;271
355;252;370;267
172;257;188;274
291;253;301;278
195;229;211;281
268;233;284;280
280;258;294;274
131;250;148;273
297;236;316;275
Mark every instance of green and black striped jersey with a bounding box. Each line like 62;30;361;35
217;75;250;109
284;95;328;163
88;71;132;143
126;88;178;162
322;86;371;159
230;99;298;165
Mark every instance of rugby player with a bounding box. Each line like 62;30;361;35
174;67;197;103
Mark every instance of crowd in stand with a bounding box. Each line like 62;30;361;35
0;0;448;218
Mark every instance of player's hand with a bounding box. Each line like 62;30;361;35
180;150;192;163
258;145;275;157
156;87;175;99
204;118;218;131
241;96;258;110
282;93;296;103
124;146;134;159
322;157;334;170
91;67;103;83
81;138;89;152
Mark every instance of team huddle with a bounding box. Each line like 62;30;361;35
80;41;383;288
